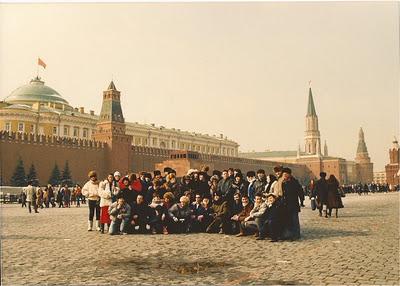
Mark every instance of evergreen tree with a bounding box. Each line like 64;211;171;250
27;163;39;186
61;161;73;186
10;158;26;186
48;163;61;186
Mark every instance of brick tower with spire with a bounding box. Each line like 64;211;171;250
385;137;399;186
355;127;373;183
92;81;133;174
304;87;322;156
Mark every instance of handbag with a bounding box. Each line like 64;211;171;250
310;197;316;211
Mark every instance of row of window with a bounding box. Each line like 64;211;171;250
132;136;237;156
3;122;89;138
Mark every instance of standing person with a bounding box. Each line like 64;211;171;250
74;184;81;207
36;187;44;209
23;180;38;213
98;174;115;233
47;185;55;207
315;172;329;217
63;184;71;208
231;173;247;198
20;190;27;208
246;171;257;204
327;175;344;218
82;171;101;231
281;168;304;240
264;174;277;196
253;169;267;196
117;177;135;209
217;170;233;200
272;166;284;198
56;187;64;208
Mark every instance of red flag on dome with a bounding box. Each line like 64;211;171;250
38;57;46;69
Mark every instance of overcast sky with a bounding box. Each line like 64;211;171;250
0;2;398;170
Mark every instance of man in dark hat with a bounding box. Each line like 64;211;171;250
315;172;329;217
281;168;304;240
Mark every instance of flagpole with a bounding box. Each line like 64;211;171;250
37;57;39;78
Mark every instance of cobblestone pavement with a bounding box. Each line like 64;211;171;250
1;193;399;286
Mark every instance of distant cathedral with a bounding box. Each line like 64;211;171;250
240;86;374;184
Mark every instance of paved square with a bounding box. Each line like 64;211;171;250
1;193;399;285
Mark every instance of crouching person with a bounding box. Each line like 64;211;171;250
258;193;281;241
131;194;152;233
206;191;229;234
108;197;131;235
168;196;191;233
240;194;267;238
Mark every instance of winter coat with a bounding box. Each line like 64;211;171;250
168;203;192;220
327;181;343;209
82;180;100;201
282;177;304;213
117;187;136;208
99;180;117;207
315;178;329;204
217;178;233;197
23;185;35;202
273;177;284;198
238;203;253;222
253;178;267;195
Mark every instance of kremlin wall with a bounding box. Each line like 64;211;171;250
0;74;377;186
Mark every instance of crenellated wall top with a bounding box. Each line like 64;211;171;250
0;130;107;150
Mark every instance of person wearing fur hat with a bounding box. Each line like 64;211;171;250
146;179;166;205
82;171;101;231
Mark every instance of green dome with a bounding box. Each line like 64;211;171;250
4;76;71;108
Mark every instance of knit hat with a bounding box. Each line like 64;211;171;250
88;170;97;178
114;171;121;177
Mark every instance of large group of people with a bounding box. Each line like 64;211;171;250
81;166;305;241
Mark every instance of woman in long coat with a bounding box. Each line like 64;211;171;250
327;175;344;218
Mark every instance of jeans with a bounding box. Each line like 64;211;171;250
88;200;100;221
109;218;129;234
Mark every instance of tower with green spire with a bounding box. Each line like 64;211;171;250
93;81;133;173
304;87;321;156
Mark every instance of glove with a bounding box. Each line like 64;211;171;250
173;217;179;222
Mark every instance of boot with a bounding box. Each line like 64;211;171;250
100;223;104;234
87;220;93;231
95;220;101;231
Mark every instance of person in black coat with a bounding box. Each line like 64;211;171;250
190;194;206;232
281;168;304;240
315;172;329;217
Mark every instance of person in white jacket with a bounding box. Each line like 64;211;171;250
82;170;101;231
98;173;119;233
